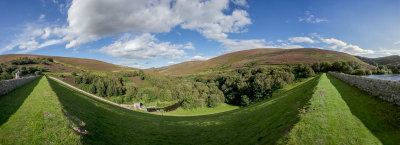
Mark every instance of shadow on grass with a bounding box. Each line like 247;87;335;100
327;74;400;145
0;77;41;126
47;75;321;145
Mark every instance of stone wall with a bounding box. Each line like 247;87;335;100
328;72;400;105
0;76;42;96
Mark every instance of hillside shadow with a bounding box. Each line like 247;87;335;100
327;74;400;145
47;75;321;144
0;78;41;126
46;77;168;144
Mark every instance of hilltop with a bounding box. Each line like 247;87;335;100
154;48;373;75
0;54;134;72
357;55;400;66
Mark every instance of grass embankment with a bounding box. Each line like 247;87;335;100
2;73;398;144
0;77;80;144
161;103;239;116
0;75;319;144
280;74;400;144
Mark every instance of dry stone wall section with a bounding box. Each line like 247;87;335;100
0;76;41;96
329;72;400;105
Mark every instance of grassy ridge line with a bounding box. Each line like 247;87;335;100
46;75;132;110
281;73;400;144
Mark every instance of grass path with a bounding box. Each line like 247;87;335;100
280;73;400;145
0;77;81;144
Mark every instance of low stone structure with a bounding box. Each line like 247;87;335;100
0;76;42;96
329;72;400;105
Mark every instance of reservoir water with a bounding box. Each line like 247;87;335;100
363;74;400;81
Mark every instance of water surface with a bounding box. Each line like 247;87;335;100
363;74;400;81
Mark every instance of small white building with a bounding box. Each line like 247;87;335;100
15;71;22;79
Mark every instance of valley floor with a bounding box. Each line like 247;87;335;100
0;74;399;144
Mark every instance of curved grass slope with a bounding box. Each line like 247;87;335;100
280;74;400;145
1;74;399;144
0;77;81;144
0;76;319;144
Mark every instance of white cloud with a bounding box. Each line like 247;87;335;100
311;33;373;55
168;61;176;65
220;39;267;52
189;55;210;61
231;0;248;7
3;0;265;59
394;41;400;45
321;38;347;47
298;11;327;23
289;37;315;43
183;42;195;50
340;44;374;55
39;14;46;20
67;0;260;52
99;33;187;60
117;61;141;68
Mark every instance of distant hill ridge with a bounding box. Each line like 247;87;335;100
0;54;133;72
356;55;400;66
154;48;373;75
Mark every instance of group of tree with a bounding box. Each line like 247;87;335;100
11;57;53;65
311;61;373;75
215;67;297;106
0;63;49;81
71;64;319;108
74;74;126;97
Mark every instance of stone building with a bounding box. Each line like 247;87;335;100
15;71;22;79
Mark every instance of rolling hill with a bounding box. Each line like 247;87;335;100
154;48;374;75
357;55;400;65
0;54;134;72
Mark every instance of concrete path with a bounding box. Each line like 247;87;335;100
47;76;132;110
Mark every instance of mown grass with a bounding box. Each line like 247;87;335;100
0;77;81;144
161;103;239;116
279;74;400;145
3;73;397;144
0;75;315;144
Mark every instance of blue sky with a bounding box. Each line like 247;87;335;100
0;0;399;68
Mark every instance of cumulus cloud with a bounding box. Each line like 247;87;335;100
231;0;248;7
99;33;187;60
189;55;210;61
313;34;374;55
183;42;195;50
298;11;327;23
2;0;266;60
321;38;347;47
340;44;374;55
289;37;315;43
220;39;267;52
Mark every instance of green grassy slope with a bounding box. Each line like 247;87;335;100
1;74;399;144
280;74;400;144
0;77;81;144
0;75;319;144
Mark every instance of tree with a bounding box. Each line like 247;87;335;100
240;95;250;106
71;72;77;76
35;71;42;75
